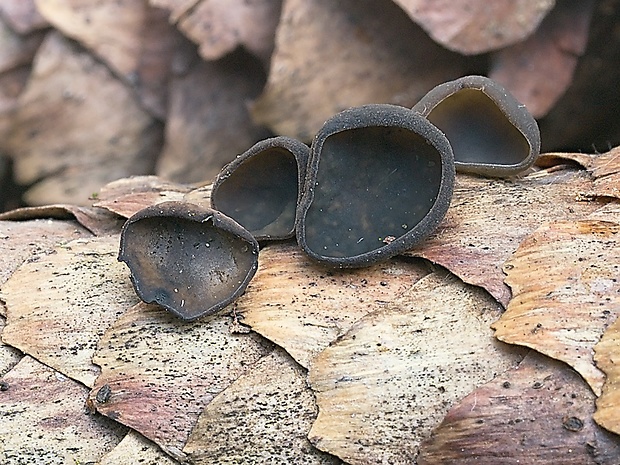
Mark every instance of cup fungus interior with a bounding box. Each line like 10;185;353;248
120;214;257;320
214;148;298;238
425;89;530;166
304;126;443;259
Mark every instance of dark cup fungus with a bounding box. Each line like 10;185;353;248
413;75;540;177
211;136;309;241
118;201;259;321
296;104;455;268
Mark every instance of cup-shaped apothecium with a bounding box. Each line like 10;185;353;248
297;104;455;268
118;201;259;321
211;136;309;241
413;75;540;177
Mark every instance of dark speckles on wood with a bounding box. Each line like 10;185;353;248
96;384;112;404
562;416;585;432
89;302;275;459
418;352;620;464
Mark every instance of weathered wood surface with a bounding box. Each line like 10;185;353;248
1;1;620;463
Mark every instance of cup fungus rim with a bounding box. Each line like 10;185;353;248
413;75;541;177
211;136;310;241
118;201;259;321
297;103;455;268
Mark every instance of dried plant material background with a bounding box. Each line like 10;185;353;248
0;14;44;141
0;218;91;378
251;0;473;142
0;218;90;289
594;317;620;435
0;161;619;463
418;352;620;465
93;175;194;218
36;0;179;118
0;67;29;142
588;147;620;199
492;219;620;395
184;347;342;464
157;0;282;64
489;0;594;118
308;274;525;464
392;0;555;54
586;145;620;179
537;1;620;151
538;145;620;200
0;0;48;34
89;302;274;461
155;48;270;183
0;0;618;207
0;356;127;465
3;32;161;205
0;16;43;73
0;203;124;235
589;202;620;226
1;235;139;387
404;168;602;306
98;431;179;465
0;315;21;377
1;0;620;463
237;242;429;368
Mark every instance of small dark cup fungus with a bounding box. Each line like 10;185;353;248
297;104;455;268
413;75;540;177
118;201;259;321
211;136;309;241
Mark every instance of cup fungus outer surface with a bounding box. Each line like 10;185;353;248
297;103;455;268
211;136;310;241
118;201;259;321
413;75;541;177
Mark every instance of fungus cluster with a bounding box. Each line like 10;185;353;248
118;75;540;321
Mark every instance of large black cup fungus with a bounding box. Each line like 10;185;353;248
297;104;455;268
118;201;259;321
413;75;540;177
211;136;309;241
